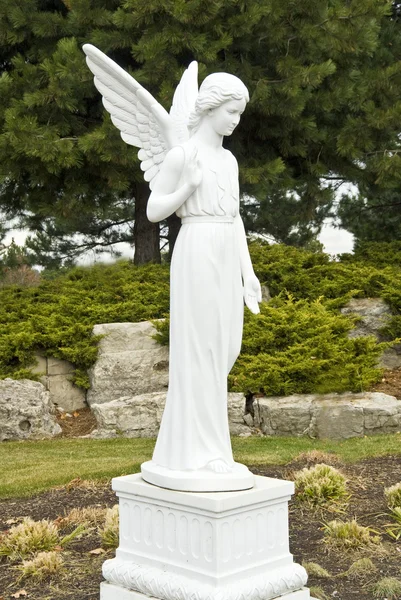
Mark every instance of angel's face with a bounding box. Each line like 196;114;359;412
207;97;246;137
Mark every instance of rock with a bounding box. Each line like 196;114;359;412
91;392;250;439
340;298;401;369
87;322;169;406
261;285;271;303
30;354;87;412
47;375;87;413
227;393;249;434
0;379;61;441
254;392;401;440
312;395;364;439
91;392;167;438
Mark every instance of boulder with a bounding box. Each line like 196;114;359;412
91;392;248;438
87;322;169;406
0;379;61;441
340;298;401;369
30;354;87;412
252;392;401;439
91;392;167;438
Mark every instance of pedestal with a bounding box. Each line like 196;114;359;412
100;474;310;600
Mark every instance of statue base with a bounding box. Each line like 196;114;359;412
100;474;311;600
101;582;312;600
141;460;254;492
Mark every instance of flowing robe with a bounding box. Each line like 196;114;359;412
152;142;243;470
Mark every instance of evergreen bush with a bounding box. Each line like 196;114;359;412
1;241;400;395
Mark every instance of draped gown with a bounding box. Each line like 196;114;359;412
152;142;244;471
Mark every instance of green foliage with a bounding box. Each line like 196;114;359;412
250;241;394;302
3;241;401;395
342;241;401;269
1;0;401;263
0;518;59;561
229;296;383;395
339;189;401;247
371;577;401;600
18;551;64;581
0;260;170;386
323;519;381;550
99;505;119;550
384;506;401;540
294;464;349;506
302;562;331;578
343;558;377;579
384;481;401;508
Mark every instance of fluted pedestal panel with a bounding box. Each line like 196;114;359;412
100;474;310;600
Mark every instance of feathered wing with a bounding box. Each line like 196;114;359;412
83;44;172;189
83;44;199;189
169;61;198;143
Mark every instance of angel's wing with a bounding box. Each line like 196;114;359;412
169;61;198;144
83;44;198;190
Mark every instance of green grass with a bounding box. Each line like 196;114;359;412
1;434;401;500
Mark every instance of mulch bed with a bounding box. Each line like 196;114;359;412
1;454;401;600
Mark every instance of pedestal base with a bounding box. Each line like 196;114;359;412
141;460;254;492
101;474;310;600
101;582;314;600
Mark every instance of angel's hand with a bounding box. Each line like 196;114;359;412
244;274;262;314
185;147;203;191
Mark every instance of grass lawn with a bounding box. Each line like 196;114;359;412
1;433;401;500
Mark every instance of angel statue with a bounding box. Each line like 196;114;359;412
83;45;262;492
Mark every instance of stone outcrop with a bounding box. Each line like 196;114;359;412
87;322;169;406
89;390;401;440
0;378;61;441
90;392;248;438
91;392;167;438
31;355;87;412
341;298;401;369
252;392;401;439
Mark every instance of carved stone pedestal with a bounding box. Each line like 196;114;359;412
100;474;310;600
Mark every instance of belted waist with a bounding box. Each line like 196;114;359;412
181;216;235;224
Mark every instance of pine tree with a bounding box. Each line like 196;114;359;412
338;187;401;243
1;0;401;265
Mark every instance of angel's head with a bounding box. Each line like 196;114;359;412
188;73;249;136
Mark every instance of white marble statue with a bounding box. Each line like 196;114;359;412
83;45;261;491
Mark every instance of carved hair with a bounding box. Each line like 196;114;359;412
188;72;249;134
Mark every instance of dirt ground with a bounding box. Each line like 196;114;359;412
1;454;401;600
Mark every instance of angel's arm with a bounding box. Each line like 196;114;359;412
231;156;262;314
147;147;197;223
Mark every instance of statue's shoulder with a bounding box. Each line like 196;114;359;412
165;144;187;169
224;149;239;171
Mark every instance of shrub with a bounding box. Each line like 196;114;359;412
99;505;119;549
0;518;59;561
344;557;377;579
2;242;400;396
371;577;401;600
323;519;381;551
0;261;170;386
0;518;86;561
302;562;331;578
384;482;401;509
309;587;330;600
18;551;64;580
384;507;401;541
294;464;348;506
229;297;383;395
60;506;107;528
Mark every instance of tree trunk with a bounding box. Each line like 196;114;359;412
167;213;181;261
133;182;161;265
